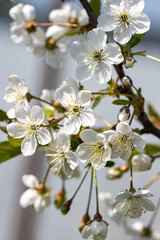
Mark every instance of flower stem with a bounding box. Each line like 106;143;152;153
43;166;50;186
29;94;55;108
129;101;138;125
147;197;160;229
142;172;160;190
93;168;100;214
129;158;134;190
71;165;91;201
85;169;93;216
34;22;78;27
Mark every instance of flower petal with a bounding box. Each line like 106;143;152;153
79;108;95;127
57;132;70;151
31;105;44;125
116;121;132;134
21;134;37;156
70;41;89;62
134;189;153;198
114;191;132;203
113;24;132;44
66;150;79;170
22;174;39;188
77;90;92;106
127;0;145;13
75;63;94;81
19;189;38;208
7;122;28;138
130;132;146;150
87;28;107;50
37;127;51;145
103;43;124;65
94;61;112;83
80;129;98;143
97;14;118;31
130;12;150;34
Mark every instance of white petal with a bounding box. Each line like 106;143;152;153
134;189;153;198
70;41;89;62
45;51;63;69
7;122;28;138
113;25;132;44
77;90;92;106
127;0;145;13
121;144;132;161
21;134;37;156
33;195;50;212
31;105;44;125
66;151;79;170
57;132;70;151
9;4;24;22
114;191;132;203
45;25;67;39
129;132;146;150
37;127;51;145
87;28;107;50
103;130;116;139
55;80;74;100
97;14;118;31
75;63;94;81
22;174;39;188
116;121;132;134
130;13;150;34
22;4;36;21
82;225;92;239
138;198;155;211
62;117;81;135
94;61;112;83
19;189;38;208
79;108;95;127
91;221;108;237
103;43;124;65
80;129;98;143
66;78;79;94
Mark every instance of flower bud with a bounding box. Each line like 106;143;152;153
107;165;129;180
118;107;130;122
132;154;152;171
61;199;72;215
124;56;135;68
122;76;133;88
79;215;90;232
54;189;66;209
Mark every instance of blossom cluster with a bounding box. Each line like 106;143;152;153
2;1;159;240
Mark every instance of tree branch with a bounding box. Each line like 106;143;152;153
79;0;97;28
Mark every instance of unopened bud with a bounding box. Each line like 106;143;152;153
54;189;66;209
132;154;152;171
118;107;130;122
124;56;135;68
107;165;128;179
122;76;133;88
61;199;72;215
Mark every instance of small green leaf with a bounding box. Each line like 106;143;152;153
43;109;53;118
132;128;141;134
0;126;7;133
145;144;160;155
71;138;82;150
112;99;131;105
127;33;146;49
105;161;115;167
0;141;21;164
8;135;23;147
92;96;103;109
0;109;11;123
90;0;101;18
148;103;159;118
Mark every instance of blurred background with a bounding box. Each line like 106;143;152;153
0;0;160;240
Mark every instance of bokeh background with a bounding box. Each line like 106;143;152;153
0;0;160;240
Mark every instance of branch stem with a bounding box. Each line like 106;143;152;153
93;168;100;214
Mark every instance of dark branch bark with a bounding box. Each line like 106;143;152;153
79;0;97;28
79;0;160;139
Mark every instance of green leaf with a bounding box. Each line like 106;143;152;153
90;0;101;18
105;161;115;167
127;33;146;49
112;99;131;105
92;96;103;109
0;109;11;123
8;135;23;147
43;108;54;118
145;144;160;155
148;103;159;118
0;126;7;133
0;141;21;164
71;138;82;150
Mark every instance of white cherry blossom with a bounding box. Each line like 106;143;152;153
44;132;78;178
9;3;40;45
4;74;29;119
70;28;124;83
97;0;150;44
77;129;112;169
114;189;155;218
26;26;68;68
19;174;51;213
82;220;108;240
132;154;152;171
55;78;95;135
105;121;146;160
48;2;88;43
7;105;51;156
